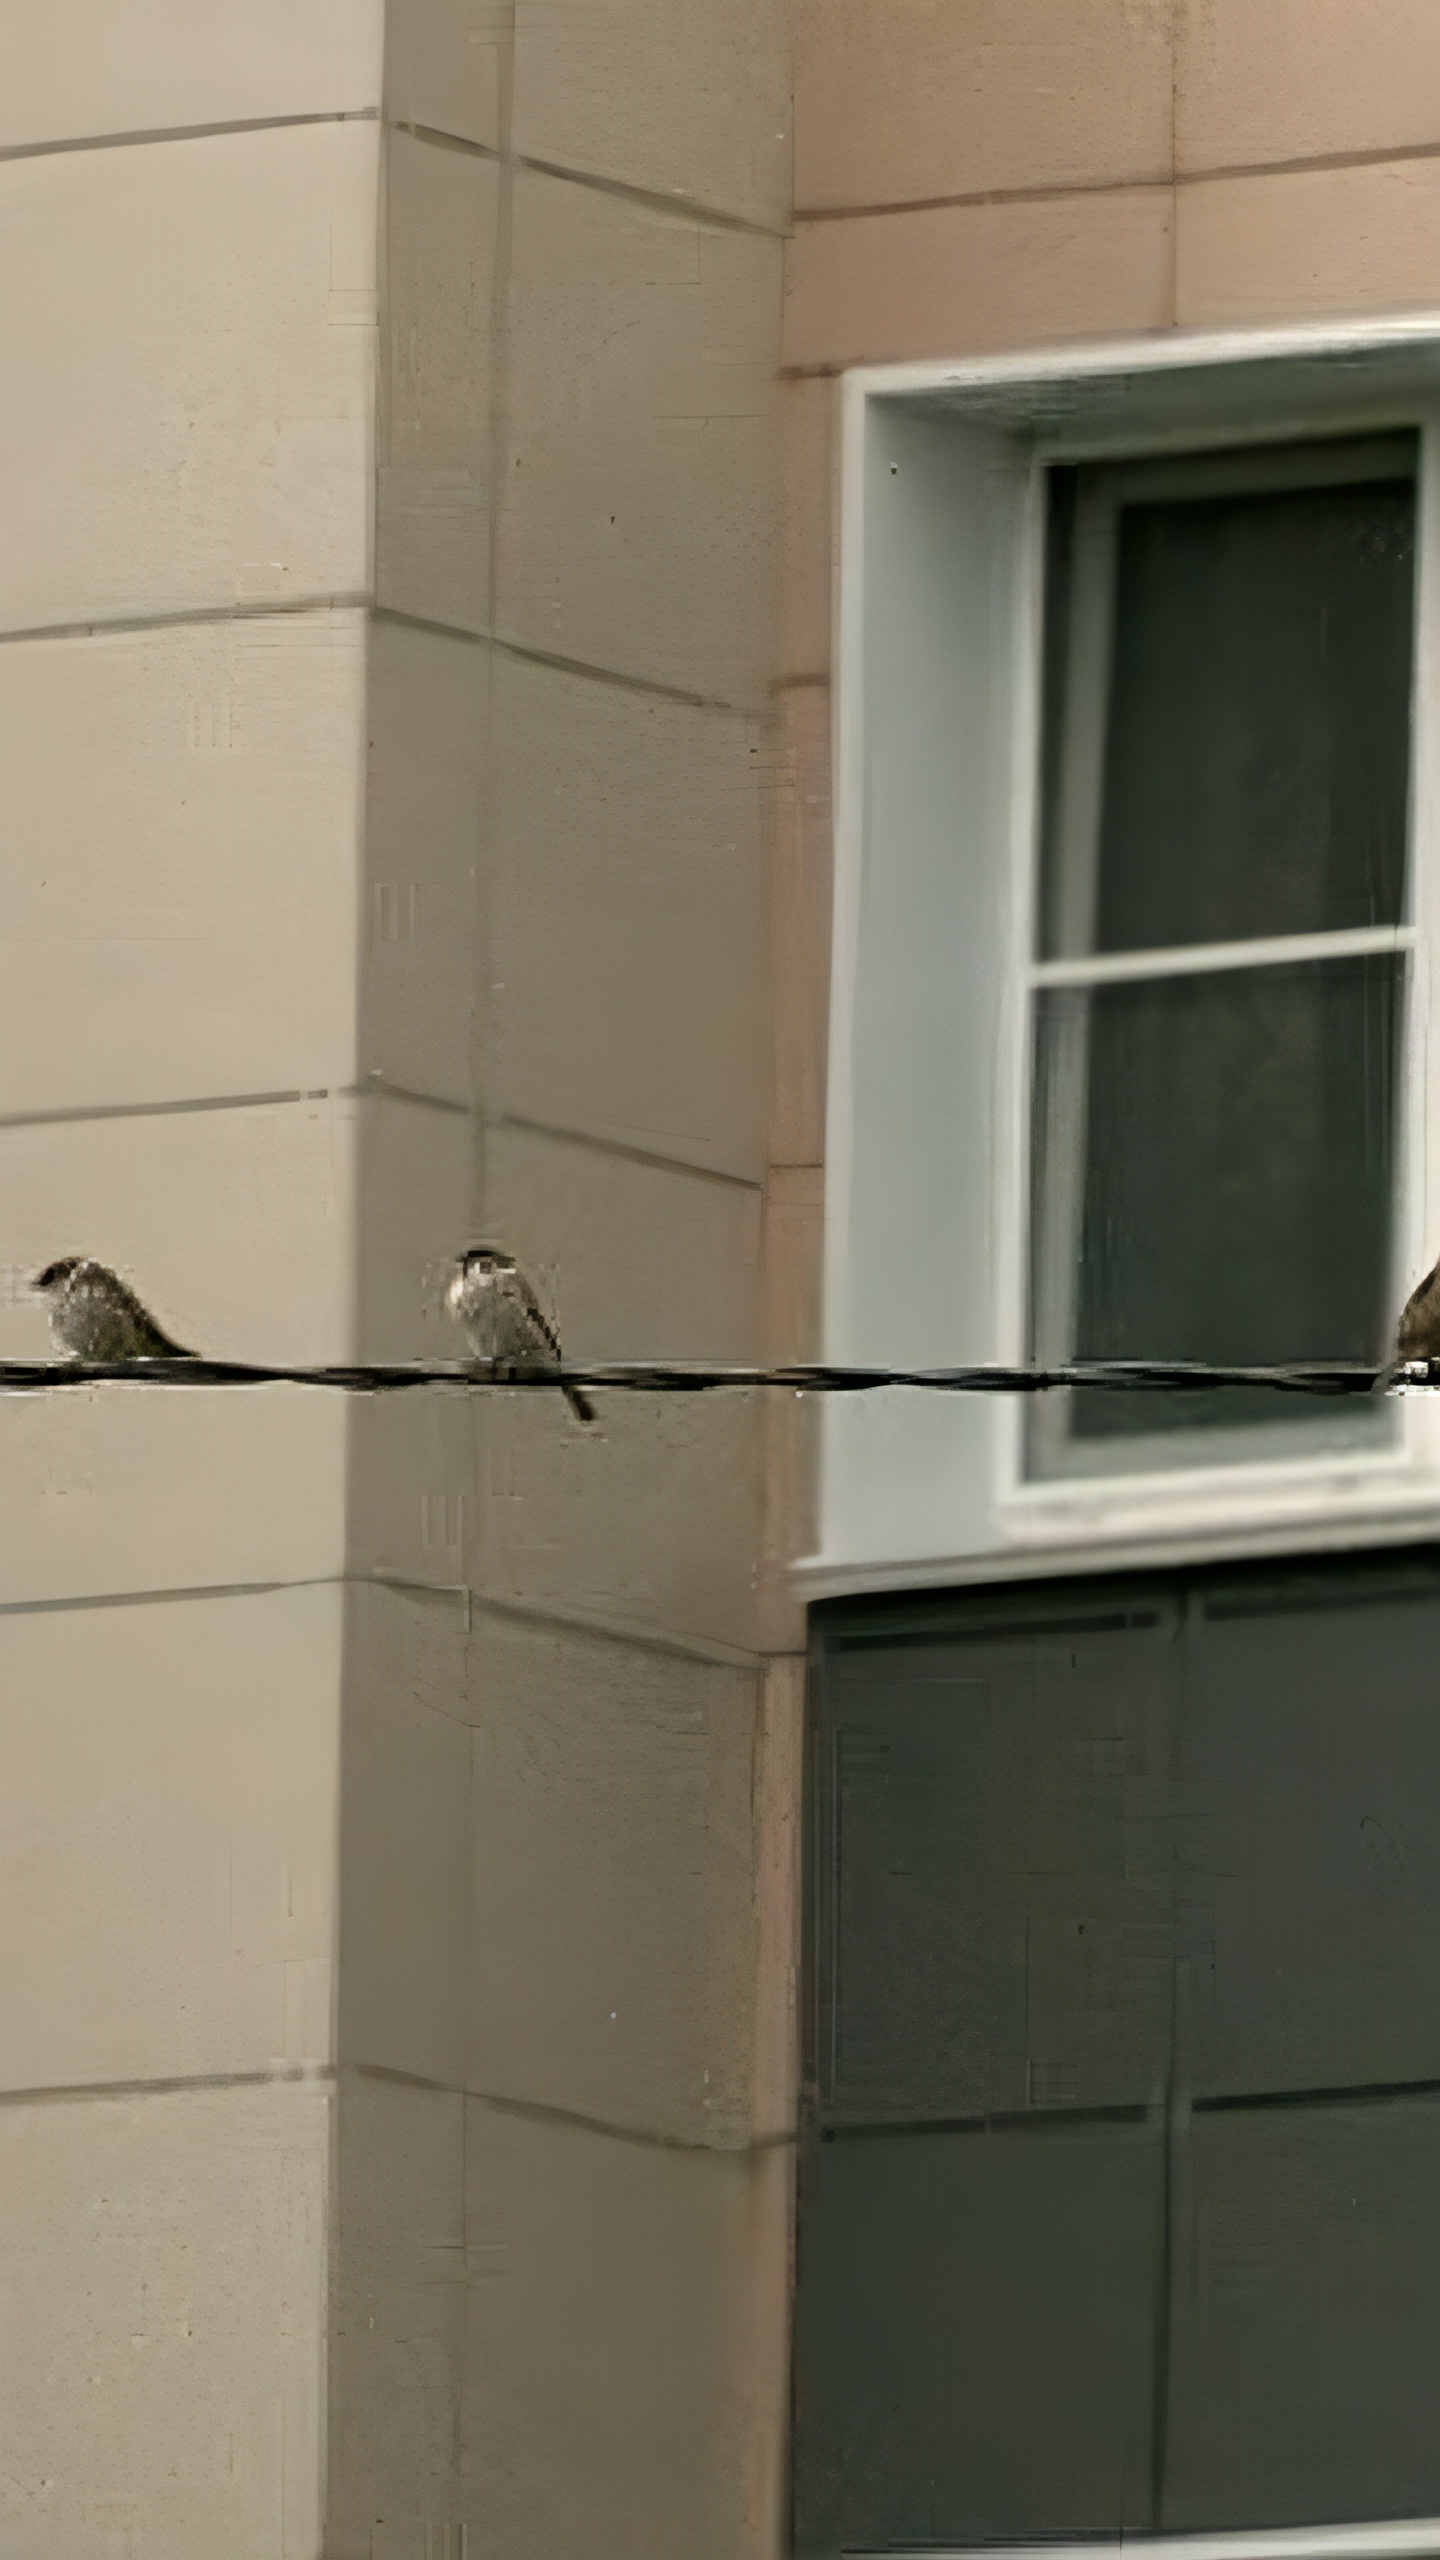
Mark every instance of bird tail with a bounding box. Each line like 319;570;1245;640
563;1381;595;1425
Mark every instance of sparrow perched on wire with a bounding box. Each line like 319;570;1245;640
32;1257;195;1362
1395;1256;1440;1367
1371;1255;1440;1392
444;1247;594;1423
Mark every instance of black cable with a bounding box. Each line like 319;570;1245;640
0;1356;1417;1395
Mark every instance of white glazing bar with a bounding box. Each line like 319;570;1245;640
1029;922;1416;990
852;2525;1440;2560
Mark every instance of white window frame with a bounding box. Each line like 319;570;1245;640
802;318;1440;1604
1027;429;1419;1483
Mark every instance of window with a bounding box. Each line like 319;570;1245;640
811;326;1440;1598
1028;433;1417;1475
793;1551;1440;2556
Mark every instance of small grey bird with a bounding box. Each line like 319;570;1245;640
32;1257;195;1362
1397;1257;1440;1366
1374;1257;1440;1391
444;1247;594;1423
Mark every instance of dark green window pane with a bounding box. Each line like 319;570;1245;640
798;1559;1440;2551
1179;1577;1440;2099
1164;2099;1440;2530
792;2120;1162;2555
1039;446;1417;958
1030;953;1401;1442
822;1621;1176;2125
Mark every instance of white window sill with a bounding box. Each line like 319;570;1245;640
1001;1444;1440;1558
799;1419;1440;1603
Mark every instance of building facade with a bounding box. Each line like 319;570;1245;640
6;2;1440;2553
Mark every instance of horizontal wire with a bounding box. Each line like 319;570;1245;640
0;1357;1425;1396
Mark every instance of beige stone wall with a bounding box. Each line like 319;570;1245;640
788;0;1440;369
0;0;794;2553
0;7;378;2547
362;5;798;2550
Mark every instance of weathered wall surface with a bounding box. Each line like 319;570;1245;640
0;8;383;2547
0;1;795;2552
356;5;798;2551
